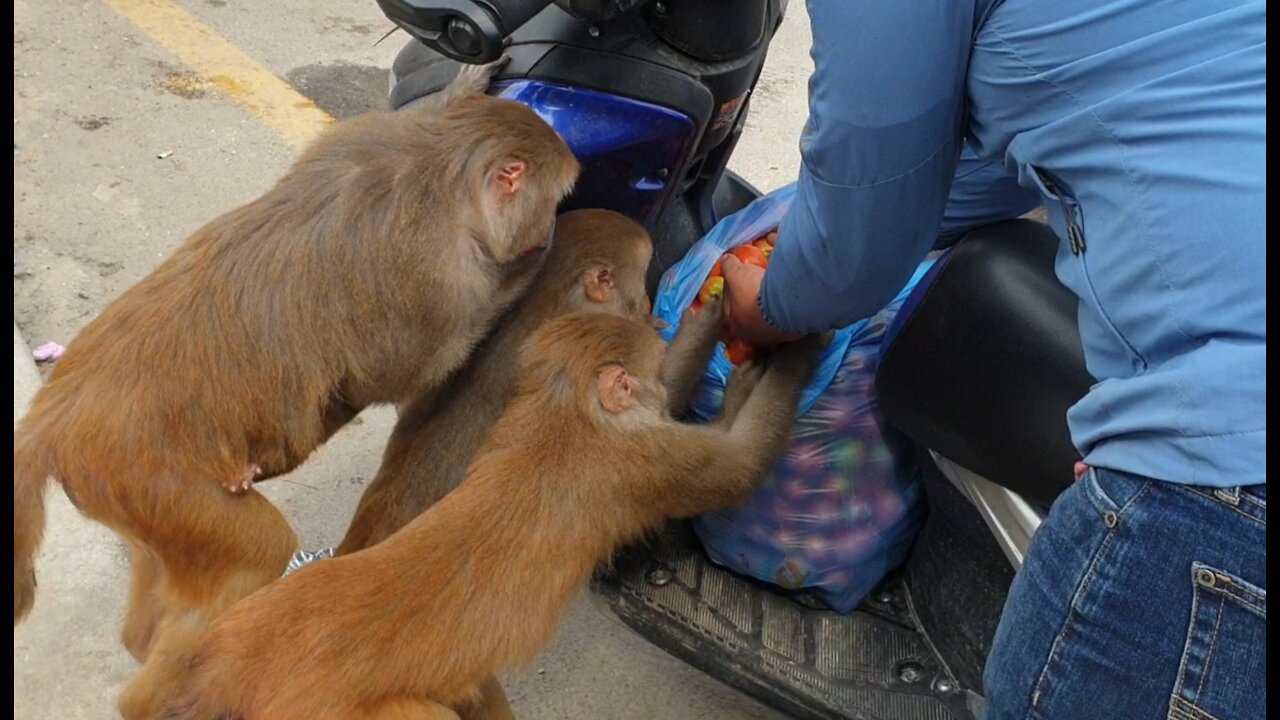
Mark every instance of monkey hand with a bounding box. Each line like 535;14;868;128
223;464;263;494
680;295;725;342
718;359;765;427
765;332;829;384
662;297;725;417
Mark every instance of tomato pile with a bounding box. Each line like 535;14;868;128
690;229;778;365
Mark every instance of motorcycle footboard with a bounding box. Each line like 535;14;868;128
590;522;977;720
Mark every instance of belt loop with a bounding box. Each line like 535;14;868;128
1213;487;1241;506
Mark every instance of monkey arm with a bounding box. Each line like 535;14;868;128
652;332;824;516
628;424;778;519
636;344;816;518
713;360;764;428
660;301;724;417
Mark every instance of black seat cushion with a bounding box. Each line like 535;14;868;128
875;220;1094;507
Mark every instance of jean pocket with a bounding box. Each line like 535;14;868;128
1081;468;1149;527
1168;563;1267;720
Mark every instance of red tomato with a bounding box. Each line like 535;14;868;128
729;244;769;269
709;258;724;278
698;276;725;305
724;339;757;365
690;298;704;314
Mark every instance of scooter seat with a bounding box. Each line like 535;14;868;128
876;220;1094;508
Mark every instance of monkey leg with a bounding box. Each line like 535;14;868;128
455;675;514;720
336;469;420;555
359;698;462;720
101;481;297;720
121;540;165;662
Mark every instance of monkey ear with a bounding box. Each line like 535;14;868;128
596;364;636;414
581;266;616;303
495;161;527;197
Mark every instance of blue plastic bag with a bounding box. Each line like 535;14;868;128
652;184;854;416
652;183;931;613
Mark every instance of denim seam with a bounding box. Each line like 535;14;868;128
1194;593;1224;700
1186;488;1266;528
1028;517;1116;715
1083;471;1119;516
1170;571;1202;710
1118;482;1151;516
1084;470;1151;519
1168;696;1224;720
1211;576;1266;618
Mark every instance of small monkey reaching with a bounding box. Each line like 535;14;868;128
13;60;578;719
337;208;657;555
167;310;823;720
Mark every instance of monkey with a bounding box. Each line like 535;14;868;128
334;207;718;557
12;59;579;720
336;207;653;554
164;308;824;720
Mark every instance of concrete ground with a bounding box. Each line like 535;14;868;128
13;0;814;717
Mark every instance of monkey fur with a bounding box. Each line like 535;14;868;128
166;309;823;719
13;60;578;720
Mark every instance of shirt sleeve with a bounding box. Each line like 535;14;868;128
937;144;1044;246
760;0;990;333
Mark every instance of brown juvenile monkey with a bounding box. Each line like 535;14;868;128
336;208;656;555
12;60;578;719
166;309;823;720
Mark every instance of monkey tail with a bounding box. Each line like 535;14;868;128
13;431;50;624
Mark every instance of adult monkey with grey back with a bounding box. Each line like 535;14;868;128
12;59;578;720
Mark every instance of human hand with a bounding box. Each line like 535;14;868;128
721;256;802;346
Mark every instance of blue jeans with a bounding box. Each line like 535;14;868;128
984;468;1266;720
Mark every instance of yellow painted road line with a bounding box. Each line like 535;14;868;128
101;0;335;150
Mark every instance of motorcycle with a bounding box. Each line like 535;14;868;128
376;1;1090;718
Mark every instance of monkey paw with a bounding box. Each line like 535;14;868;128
721;359;765;422
681;296;724;338
224;464;263;494
768;332;826;380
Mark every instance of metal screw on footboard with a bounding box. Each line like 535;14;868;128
647;567;674;587
933;678;957;695
897;663;925;684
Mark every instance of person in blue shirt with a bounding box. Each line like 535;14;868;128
721;1;1266;717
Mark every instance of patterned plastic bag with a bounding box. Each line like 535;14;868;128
652;183;931;613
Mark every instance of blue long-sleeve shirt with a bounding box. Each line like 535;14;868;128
760;0;1265;487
